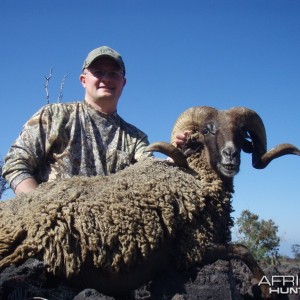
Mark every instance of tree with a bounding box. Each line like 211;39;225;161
291;244;300;260
44;67;67;104
235;210;280;262
0;159;9;199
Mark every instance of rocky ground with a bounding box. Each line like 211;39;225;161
1;258;299;300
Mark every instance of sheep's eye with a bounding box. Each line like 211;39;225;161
202;124;215;135
202;128;210;135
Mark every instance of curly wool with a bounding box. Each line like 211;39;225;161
0;156;233;279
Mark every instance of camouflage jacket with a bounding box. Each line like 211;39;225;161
3;101;151;191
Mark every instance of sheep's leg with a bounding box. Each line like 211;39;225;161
203;243;271;299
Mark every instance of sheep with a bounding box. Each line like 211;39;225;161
0;106;299;298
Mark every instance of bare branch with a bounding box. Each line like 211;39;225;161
44;67;53;104
57;74;68;103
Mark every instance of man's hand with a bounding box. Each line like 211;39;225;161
174;130;191;148
15;178;38;195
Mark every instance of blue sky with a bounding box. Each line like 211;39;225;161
0;0;299;256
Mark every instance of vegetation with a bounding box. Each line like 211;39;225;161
44;67;67;104
291;244;300;260
235;210;280;262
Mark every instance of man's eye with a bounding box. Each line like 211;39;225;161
88;70;123;80
109;72;119;78
94;71;105;77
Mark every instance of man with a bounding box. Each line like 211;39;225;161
3;46;187;195
3;46;154;194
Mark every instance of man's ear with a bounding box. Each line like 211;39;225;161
79;73;86;87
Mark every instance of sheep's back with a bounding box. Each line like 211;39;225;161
0;157;231;279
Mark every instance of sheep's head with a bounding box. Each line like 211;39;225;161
147;106;300;178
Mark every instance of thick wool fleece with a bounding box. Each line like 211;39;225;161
0;156;233;279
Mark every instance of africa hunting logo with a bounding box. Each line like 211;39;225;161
259;275;300;295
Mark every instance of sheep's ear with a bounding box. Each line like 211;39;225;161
182;139;204;157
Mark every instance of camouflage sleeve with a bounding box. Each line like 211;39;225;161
2;106;52;191
134;135;152;161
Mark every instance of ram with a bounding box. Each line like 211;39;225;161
0;106;299;298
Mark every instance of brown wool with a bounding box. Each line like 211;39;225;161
0;155;233;278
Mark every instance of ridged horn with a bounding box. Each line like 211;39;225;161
228;107;267;168
171;106;218;146
145;142;189;169
258;143;300;168
228;107;300;168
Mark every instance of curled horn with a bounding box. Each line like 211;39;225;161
145;107;217;168
145;142;189;169
259;143;300;168
171;106;218;146
229;107;300;168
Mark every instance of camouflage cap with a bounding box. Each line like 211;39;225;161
82;46;126;74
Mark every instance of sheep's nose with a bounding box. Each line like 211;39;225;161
222;147;238;160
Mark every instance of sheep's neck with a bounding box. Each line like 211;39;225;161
187;153;234;193
187;152;234;243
